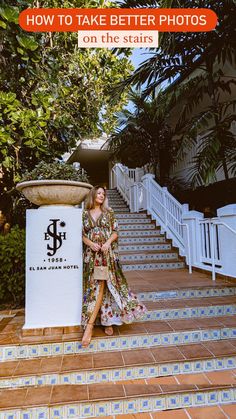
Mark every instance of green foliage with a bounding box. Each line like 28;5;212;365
0;226;25;307
0;0;133;217
20;161;90;183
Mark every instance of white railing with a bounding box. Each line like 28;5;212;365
199;220;221;267
111;163;145;207
111;163;236;280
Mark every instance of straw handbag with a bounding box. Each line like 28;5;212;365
93;266;109;280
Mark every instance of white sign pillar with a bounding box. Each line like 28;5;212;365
24;206;83;329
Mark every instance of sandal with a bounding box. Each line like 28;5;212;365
104;326;114;336
81;322;94;347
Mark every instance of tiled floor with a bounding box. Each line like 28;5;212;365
0;380;236;409
99;405;236;418
1;314;236;346
0;269;236;346
1;340;236;382
0;269;236;416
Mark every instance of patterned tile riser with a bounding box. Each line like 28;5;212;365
112;210;130;214
120;230;162;237
116;214;147;218
119;244;171;251
2;327;236;361
109;202;129;206
137;287;236;301
1;356;236;389
118;219;152;224
110;204;129;207
122;262;185;270
140;305;236;322
1;389;236;418
119;225;156;230
119;237;166;244
120;252;178;262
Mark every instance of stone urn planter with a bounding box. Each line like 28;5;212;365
16;179;93;206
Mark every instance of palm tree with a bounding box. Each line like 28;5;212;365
115;0;236;186
109;90;175;183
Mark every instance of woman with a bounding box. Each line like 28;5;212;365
81;186;147;347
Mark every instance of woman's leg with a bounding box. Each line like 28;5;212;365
82;280;105;347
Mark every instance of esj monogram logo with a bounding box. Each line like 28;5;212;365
44;219;66;256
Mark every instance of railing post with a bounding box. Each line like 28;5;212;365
141;174;155;213
210;222;216;281
216;204;236;277
162;187;168;227
182;210;204;267
130;184;136;213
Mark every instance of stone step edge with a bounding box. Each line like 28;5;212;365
119;233;165;238
0;386;236;418
119;245;172;251
123;263;185;271
1;353;236;389
137;287;236;301
120;249;177;255
1;326;236;361
119;224;158;228
139;304;236;322
123;259;183;265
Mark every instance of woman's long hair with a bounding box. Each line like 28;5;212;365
85;186;110;212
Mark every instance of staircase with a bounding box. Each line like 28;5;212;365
1;190;236;417
107;189;185;271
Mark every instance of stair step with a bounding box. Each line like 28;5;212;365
119;244;172;252
116;213;147;219
109;200;128;204
119;224;156;230
1;341;236;389
1;317;236;361
0;381;235;417
138;286;236;301
142;299;236;322
118;219;152;224
120;230;162;237
1;267;236;415
120;252;179;263
113;204;129;207
119;237;167;244
113;209;130;213
122;260;185;271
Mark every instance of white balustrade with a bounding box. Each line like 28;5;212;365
111;163;236;280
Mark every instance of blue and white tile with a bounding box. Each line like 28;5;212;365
192;391;207;406
152;396;166;411
138;398;153;412
64;405;80;418
166;394;181;409
94;402;111;417
219;388;234;403
207;391;219;404
80;404;95;418
180;393;193;407
110;400;124;415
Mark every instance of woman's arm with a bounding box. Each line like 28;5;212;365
106;232;118;245
83;236;101;252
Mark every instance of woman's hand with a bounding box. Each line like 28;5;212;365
90;242;101;252
101;241;110;254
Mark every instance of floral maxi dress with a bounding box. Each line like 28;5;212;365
82;209;147;328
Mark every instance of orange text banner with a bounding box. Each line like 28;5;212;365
19;8;218;32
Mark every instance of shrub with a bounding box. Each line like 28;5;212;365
20;161;90;183
0;226;25;307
